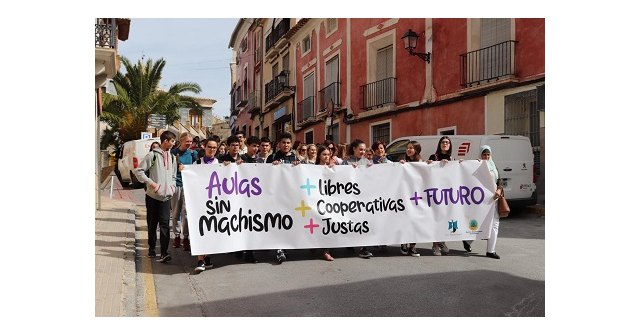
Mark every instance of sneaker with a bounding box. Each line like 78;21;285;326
439;242;449;254
204;256;213;268
148;249;156;258
194;260;206;274
157;254;172;263
358;248;373;259
409;247;420;257
400;244;409;255
276;249;286;264
173;236;181;248
244;251;258;263
432;247;442;256
463;240;472;252
183;238;191;252
323;251;334;261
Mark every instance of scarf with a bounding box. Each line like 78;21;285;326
480;145;499;183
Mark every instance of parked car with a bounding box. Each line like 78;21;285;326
115;137;160;188
386;135;538;206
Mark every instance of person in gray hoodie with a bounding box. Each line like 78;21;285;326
134;130;178;263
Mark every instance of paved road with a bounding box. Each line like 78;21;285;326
122;184;544;317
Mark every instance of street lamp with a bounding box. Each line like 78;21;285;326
401;29;431;63
276;71;296;91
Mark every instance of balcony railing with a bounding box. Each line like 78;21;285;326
360;77;396;110
95;18;116;48
247;90;261;113
265;19;291;52
319;81;340;112
460;40;517;88
265;70;293;103
297;96;315;125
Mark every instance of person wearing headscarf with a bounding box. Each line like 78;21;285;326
463;145;503;259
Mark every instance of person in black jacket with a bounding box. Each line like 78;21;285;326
427;136;453;256
266;132;300;264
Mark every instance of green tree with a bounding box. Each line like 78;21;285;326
101;57;202;145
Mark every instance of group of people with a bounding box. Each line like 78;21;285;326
137;131;504;275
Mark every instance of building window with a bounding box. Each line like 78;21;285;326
438;126;456;135
371;122;390;145
305;130;314;145
327;123;339;143
189;110;202;127
504;88;541;174
282;53;290;72
302;35;311;54
255;126;260;138
241;35;248;52
326;19;337;35
254;29;262;63
321;55;340;110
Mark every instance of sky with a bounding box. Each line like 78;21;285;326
117;18;239;120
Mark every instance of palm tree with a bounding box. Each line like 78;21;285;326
101;56;202;144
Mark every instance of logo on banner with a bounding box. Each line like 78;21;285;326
469;219;478;231
448;220;458;233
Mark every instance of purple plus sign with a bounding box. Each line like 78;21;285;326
410;191;423;206
304;218;320;234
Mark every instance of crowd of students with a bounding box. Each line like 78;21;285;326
137;131;504;275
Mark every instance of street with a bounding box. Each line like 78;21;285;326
114;183;544;317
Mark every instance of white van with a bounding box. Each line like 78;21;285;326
386;135;537;206
115;137;160;187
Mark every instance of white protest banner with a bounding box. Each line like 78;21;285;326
182;161;497;255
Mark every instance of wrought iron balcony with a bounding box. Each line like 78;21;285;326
360;77;396;110
95;18;117;48
296;96;316;125
319;81;340;112
246;90;261;115
265;70;294;105
460;40;517;88
265;18;291;53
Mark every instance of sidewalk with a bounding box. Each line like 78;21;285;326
95;192;138;316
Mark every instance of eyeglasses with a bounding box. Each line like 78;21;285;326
299;148;307;152
441;141;450;145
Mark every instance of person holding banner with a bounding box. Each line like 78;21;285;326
465;145;503;259
342;139;374;259
240;136;260;163
301;144;317;164
256;137;272;163
398;140;424;257
170;132;200;252
266;132;301;264
371;141;392;164
193;137;220;273
134;130;177;263
220;135;243;163
427;136;454;256
315;145;336;261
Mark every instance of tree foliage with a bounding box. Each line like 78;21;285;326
101;56;202;145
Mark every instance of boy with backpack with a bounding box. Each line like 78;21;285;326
134;131;178;263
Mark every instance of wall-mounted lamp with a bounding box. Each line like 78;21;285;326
276;71;296;91
401;29;431;63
